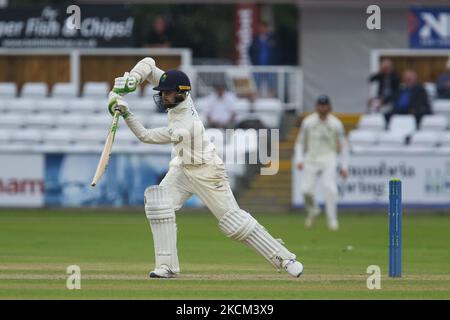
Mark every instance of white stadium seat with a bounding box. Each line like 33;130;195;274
36;99;68;114
83;82;109;98
254;98;282;113
432;99;450;113
93;99;110;113
0;82;17;98
0;114;25;128
0;129;12;145
348;130;378;146
131;99;157;113
404;131;440;152
21;82;48;98
234;99;251;113
68;99;98;114
409;131;440;147
388;115;416;135
11;129;42;145
420;115;448;131
42;129;74;145
114;130;139;145
8;99;37;114
23;114;55;129
54;114;85;129
441;132;450;147
194;96;211;114
52;83;78;98
357;114;385;131
424;82;436;100
377;131;406;147
73;129;107;145
85;114;113;130
143;84;155;97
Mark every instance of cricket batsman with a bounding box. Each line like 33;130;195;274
107;57;303;278
295;95;349;231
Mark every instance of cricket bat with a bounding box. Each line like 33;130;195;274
90;110;120;187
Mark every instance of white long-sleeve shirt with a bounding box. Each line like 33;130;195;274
294;113;349;170
123;58;218;166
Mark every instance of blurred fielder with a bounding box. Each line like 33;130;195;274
295;95;349;231
107;57;303;278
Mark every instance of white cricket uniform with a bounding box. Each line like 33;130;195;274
119;58;299;276
294;112;349;226
124;78;239;220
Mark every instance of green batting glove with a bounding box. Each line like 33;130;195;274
108;91;130;118
112;72;138;95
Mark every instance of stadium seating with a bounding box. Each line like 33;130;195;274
0;114;25;129
114;129;139;145
42;129;74;145
0;129;12;145
0;82;17;98
143;85;156;98
348;130;378;147
11;129;42;145
24;114;55;129
424;82;436;100
432;99;450;113
37;99;69;114
388;115;416;135
21;82;48;99
82;82;109;98
0;80;281;186
441;132;450;147
420;114;448;131
357;114;385;131
410;131;440;147
52;83;78;98
54;114;85;129
9;99;37;114
68;99;99;114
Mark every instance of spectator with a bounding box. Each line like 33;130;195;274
206;84;237;129
368;58;400;113
386;69;431;125
436;59;450;99
235;91;265;129
248;21;280;97
145;15;171;48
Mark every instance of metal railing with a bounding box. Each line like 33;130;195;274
186;65;303;111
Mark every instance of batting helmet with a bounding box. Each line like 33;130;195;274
153;70;191;110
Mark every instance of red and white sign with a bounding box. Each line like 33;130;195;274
0;154;44;207
233;4;259;65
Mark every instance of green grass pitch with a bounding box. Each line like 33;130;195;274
0;209;449;299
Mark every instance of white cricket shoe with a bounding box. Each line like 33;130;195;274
305;208;320;229
282;259;304;278
149;265;178;278
328;220;339;231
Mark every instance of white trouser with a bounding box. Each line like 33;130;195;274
300;159;338;225
160;159;239;220
152;156;297;270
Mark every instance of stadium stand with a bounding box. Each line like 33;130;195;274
21;82;48;99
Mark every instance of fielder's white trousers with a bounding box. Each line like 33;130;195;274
300;159;338;226
160;157;240;220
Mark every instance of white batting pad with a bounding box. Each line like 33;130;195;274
219;209;296;270
144;185;179;273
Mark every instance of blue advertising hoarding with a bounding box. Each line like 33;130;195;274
409;7;450;48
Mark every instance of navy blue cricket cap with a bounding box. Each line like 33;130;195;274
316;94;331;105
